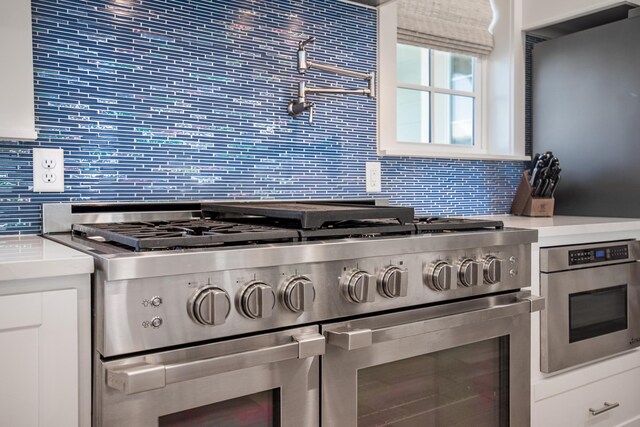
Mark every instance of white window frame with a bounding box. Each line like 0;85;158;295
397;45;482;149
377;0;530;161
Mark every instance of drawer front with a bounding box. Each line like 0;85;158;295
534;366;640;427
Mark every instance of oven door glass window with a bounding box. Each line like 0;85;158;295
159;389;281;427
569;284;628;343
357;337;509;426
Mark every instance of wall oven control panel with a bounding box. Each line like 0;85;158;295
541;240;640;273
569;244;629;265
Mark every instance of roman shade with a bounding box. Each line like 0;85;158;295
397;0;495;57
0;0;37;140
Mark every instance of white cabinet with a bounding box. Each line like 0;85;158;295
523;0;640;31
535;365;640;427
0;236;93;427
0;0;37;140
0;289;78;427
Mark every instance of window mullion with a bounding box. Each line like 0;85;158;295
429;49;435;145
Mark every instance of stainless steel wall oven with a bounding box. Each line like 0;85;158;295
540;240;640;373
43;201;542;426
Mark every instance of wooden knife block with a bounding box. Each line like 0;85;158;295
511;171;555;217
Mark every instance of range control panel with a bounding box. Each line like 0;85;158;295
568;245;629;265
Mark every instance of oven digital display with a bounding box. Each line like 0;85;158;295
595;250;606;259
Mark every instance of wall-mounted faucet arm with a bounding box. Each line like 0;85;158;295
289;37;376;124
296;36;374;88
305;86;370;96
305;60;372;81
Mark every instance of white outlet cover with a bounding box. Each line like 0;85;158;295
365;161;382;193
33;148;64;192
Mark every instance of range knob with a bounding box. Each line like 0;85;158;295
188;286;231;326
483;256;505;284
458;258;481;287
341;269;375;304
377;266;409;298
239;281;276;319
281;275;315;313
425;261;456;291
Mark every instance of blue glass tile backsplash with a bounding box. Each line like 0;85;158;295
0;0;525;235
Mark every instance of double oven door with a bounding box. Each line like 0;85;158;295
96;292;541;427
322;291;542;427
96;326;324;426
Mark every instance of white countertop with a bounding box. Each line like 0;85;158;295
0;235;94;282
471;215;640;238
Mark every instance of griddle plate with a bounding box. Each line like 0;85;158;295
202;201;415;229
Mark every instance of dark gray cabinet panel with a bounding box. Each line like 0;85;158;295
533;17;640;217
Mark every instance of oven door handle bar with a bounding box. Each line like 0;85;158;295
326;294;545;351
106;332;325;395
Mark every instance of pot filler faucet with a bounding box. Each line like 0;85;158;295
287;37;376;124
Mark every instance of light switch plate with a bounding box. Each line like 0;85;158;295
365;161;382;193
33;148;64;192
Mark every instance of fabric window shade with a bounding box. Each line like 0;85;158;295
397;0;494;57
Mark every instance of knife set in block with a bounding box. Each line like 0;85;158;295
511;171;555;217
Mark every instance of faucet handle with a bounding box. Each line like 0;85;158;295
308;102;315;124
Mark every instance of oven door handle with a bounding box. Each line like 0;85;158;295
326;294;545;351
106;332;325;395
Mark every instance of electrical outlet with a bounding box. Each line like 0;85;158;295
365;161;382;193
42;159;56;169
33;148;64;192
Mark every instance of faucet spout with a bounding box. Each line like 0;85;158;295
299;36;316;50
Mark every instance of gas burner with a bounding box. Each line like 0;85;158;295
72;219;299;251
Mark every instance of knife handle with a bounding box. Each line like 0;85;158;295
549;176;561;197
530;153;540;173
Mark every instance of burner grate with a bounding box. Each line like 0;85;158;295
72;220;299;251
71;216;504;251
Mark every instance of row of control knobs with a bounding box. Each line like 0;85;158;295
342;266;409;303
188;276;314;326
341;256;504;303
187;256;506;326
427;256;504;291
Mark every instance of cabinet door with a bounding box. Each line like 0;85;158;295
0;289;78;427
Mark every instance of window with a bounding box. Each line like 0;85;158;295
396;44;478;147
377;0;529;161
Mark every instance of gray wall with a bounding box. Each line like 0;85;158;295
533;16;640;217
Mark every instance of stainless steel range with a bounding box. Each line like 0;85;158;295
43;200;543;427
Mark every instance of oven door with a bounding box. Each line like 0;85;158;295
96;326;324;427
322;291;543;427
541;262;640;373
